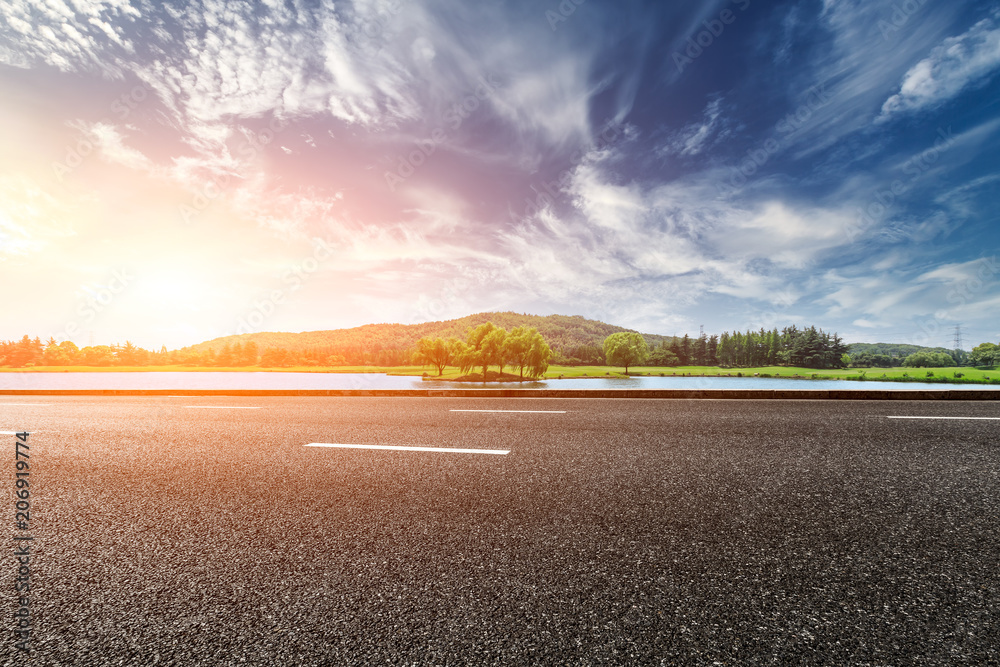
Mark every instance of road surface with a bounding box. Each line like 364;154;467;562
2;396;998;665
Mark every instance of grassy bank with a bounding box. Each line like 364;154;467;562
614;365;999;384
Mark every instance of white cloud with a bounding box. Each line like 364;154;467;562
0;0;134;74
776;1;975;157
917;257;999;285
75;122;153;171
658;98;727;158
880;15;1000;120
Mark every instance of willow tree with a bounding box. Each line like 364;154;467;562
506;326;551;379
464;322;502;380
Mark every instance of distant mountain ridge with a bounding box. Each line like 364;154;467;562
180;312;670;355
181;315;965;359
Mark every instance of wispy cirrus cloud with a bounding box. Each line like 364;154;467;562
879;13;1000;120
1;0;999;348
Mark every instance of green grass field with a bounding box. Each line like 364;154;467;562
2;363;996;383
614;365;998;383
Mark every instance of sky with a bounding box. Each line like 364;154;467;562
0;0;998;351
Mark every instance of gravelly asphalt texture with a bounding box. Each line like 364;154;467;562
2;396;998;666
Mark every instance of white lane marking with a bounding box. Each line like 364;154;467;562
449;409;566;413
305;443;509;455
887;416;1000;421
1;430;37;435
184;406;261;410
0;404;50;406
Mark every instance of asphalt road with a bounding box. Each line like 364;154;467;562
2;397;999;665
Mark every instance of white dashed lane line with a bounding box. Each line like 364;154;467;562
184;406;262;409
449;409;566;413
305;443;510;455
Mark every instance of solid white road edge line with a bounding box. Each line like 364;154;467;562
887;416;1000;420
305;443;510;455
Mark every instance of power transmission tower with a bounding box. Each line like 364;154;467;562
953;324;964;351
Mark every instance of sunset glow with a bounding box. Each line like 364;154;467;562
1;1;998;349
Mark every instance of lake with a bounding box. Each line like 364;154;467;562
0;372;993;391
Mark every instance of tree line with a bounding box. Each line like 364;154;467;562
2;329;996;371
601;326;849;371
601;326;852;370
0;336;266;368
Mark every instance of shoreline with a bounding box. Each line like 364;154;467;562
2;388;999;400
0;366;996;386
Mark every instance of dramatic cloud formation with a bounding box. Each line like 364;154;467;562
0;0;998;349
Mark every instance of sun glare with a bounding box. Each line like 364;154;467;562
137;271;210;310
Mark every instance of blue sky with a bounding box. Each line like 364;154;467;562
0;0;998;350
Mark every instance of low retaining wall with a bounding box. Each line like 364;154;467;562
2;389;999;400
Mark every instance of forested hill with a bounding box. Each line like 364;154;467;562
180;312;668;356
846;342;958;358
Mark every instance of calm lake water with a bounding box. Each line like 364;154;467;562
0;372;994;391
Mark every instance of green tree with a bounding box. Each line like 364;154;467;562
43;339;79;366
902;351;955;368
648;343;680;366
603;332;648;374
483;328;508;376
505;327;551;379
118;340;142;366
527;334;551;379
970;342;998;367
464;322;501;380
416;336;454;375
80;345;115;366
